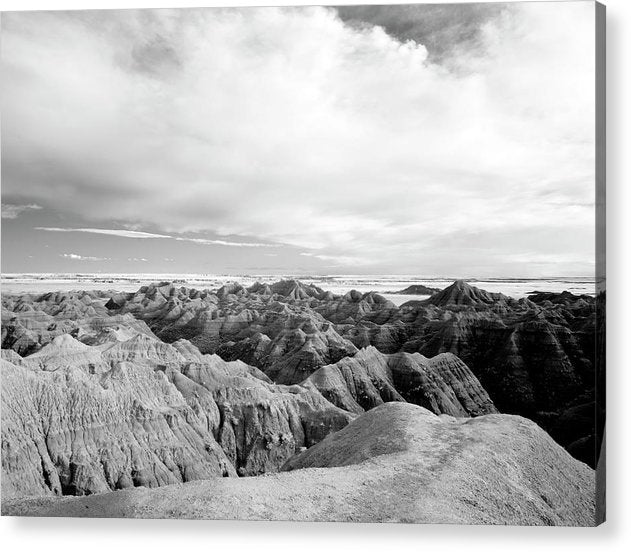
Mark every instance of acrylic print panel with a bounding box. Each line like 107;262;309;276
0;1;605;525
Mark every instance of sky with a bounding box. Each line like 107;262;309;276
1;2;596;277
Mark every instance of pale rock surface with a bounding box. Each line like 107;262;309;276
1;355;234;499
302;346;497;416
1;331;353;497
4;403;595;526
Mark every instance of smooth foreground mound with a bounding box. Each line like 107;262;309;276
3;403;595;526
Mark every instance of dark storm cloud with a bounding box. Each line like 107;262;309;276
335;2;508;64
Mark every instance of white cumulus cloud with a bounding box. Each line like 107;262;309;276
1;4;596;276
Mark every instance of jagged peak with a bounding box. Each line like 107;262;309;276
352;345;384;359
424;280;505;307
33;333;91;354
270;279;325;299
247;282;272;295
217;282;247;297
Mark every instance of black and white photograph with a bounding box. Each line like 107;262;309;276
1;0;606;528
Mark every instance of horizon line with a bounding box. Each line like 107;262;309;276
0;272;598;280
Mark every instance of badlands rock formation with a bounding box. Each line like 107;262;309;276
100;281;360;384
3;403;595;526
345;281;598;466
423;279;514;307
391;284;440;295
2;279;599;466
1;278;599;523
302;346;497;416
1;328;353;498
1;290;154;355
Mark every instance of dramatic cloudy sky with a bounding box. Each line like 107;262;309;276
1;2;596;276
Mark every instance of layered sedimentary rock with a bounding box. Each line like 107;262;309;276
1;353;235;499
423;279;516;307
391;284;440;295
313;290;399;325
1;328;353;498
302;346;497;417
1;290;155;355
216;314;359;384
2;278;598;467
4;403;595;526
101;281;359;384
312;281;596;466
163;353;352;476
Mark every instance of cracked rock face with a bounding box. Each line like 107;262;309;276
164;355;353;476
1;277;599;504
4;403;595;526
97;279;595;451
1;355;235;499
1;329;353;498
101;281;360;383
302;346;497;417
